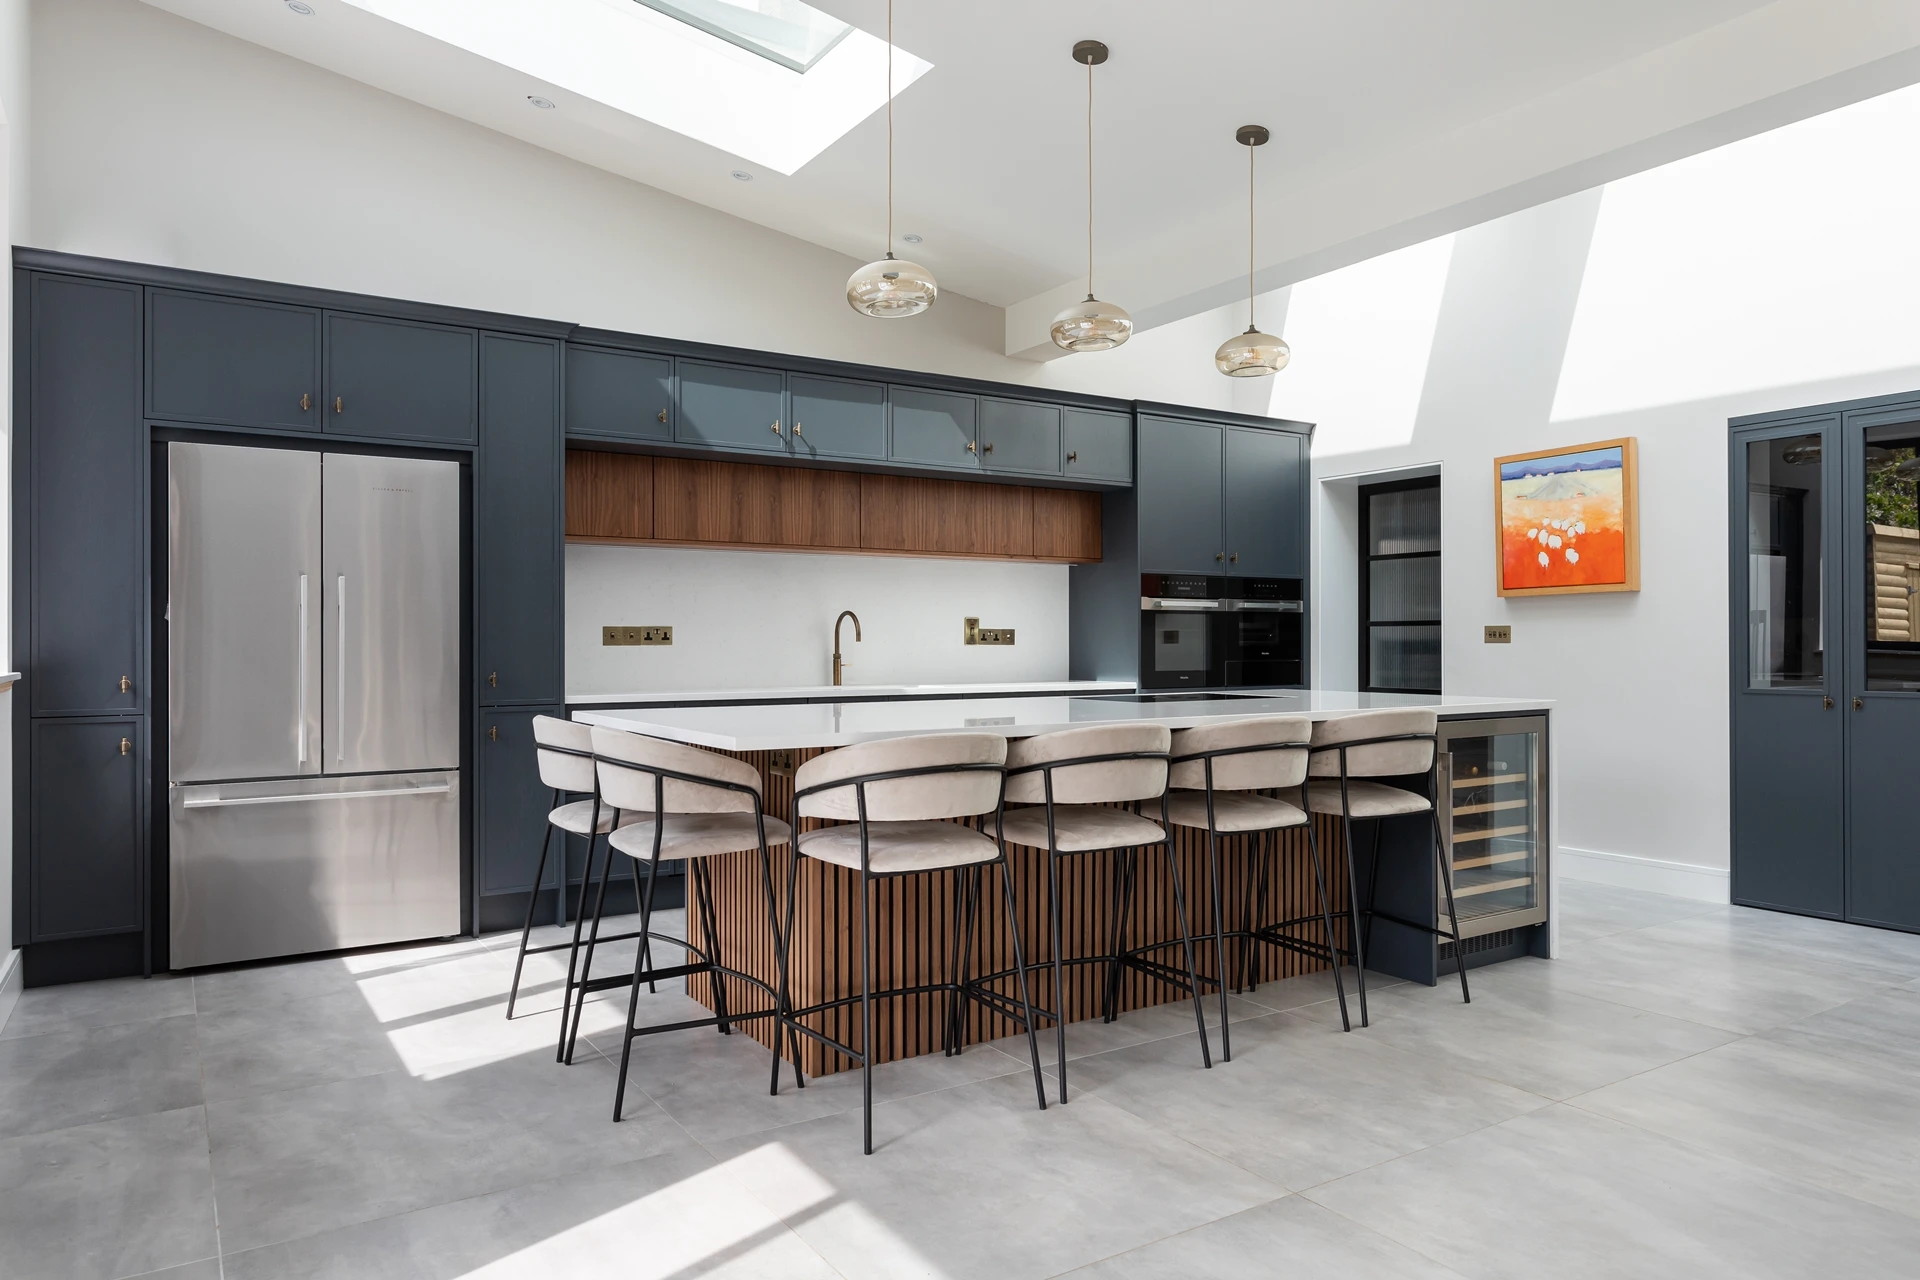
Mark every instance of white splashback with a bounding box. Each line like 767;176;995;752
566;545;1070;696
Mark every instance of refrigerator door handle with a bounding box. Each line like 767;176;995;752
181;782;453;810
296;574;309;764
336;573;346;764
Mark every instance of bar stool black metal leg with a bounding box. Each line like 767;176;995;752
1339;809;1370;1028
758;841;800;1095
506;809;557;1021
1163;841;1213;1069
859;868;875;1155
1362;819;1383;963
693;860;733;1035
1047;848;1069;1103
1305;820;1351;1031
995;854;1049;1113
1239;829;1274;995
778;845;807;1091
613;853;662;1123
564;827;622;1064
943;867;967;1057
1106;848;1138;1024
1100;847;1133;1023
1432;806;1471;1003
1205;832;1232;1062
953;865;981;1055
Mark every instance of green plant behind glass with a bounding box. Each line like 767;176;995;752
1867;448;1918;529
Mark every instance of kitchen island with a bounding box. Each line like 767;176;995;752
574;691;1551;1075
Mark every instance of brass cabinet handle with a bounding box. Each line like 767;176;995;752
657;409;668;424
334;396;344;414
983;441;994;454
119;676;132;693
966;440;977;454
1066;451;1078;463
771;420;783;437
1854;697;1865;711
120;737;131;757
488;671;498;688
1215;552;1225;562
300;393;312;412
793;422;803;437
488;725;499;742
1824;695;1834;709
1229;552;1239;563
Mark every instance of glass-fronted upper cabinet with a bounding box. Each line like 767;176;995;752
1862;422;1920;691
1361;477;1442;694
1745;433;1826;690
1438;716;1547;936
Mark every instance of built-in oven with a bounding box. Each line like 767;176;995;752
1139;575;1304;690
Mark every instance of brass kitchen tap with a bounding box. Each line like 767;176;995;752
832;610;861;686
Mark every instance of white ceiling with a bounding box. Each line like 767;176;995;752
141;0;1920;358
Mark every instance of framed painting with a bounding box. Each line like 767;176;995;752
1494;437;1640;597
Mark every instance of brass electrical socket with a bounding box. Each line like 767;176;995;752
1484;625;1511;644
962;617;1015;646
603;625;673;646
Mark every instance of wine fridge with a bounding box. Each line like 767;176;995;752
1438;715;1549;938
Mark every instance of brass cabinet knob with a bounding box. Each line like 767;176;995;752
1066;451;1078;463
1229;552;1239;563
1824;695;1834;709
334;396;344;414
771;420;783;437
120;737;131;757
657;409;668;423
983;441;994;454
488;671;498;688
1215;552;1225;562
119;676;132;693
793;422;803;437
1854;697;1865;711
488;725;499;742
300;392;312;412
966;440;978;454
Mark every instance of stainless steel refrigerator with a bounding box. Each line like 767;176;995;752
167;442;461;969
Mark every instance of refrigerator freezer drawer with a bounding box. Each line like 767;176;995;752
169;771;460;969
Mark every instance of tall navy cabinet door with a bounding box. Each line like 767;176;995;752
147;290;321;431
478;334;563;706
476;708;560;898
1730;422;1845;917
26;274;145;717
324;313;478;444
30;719;142;939
1224;427;1306;578
1841;405;1920;930
676;360;787;454
1136;415;1224;574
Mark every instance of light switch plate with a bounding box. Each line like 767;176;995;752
1484;625;1511;644
603;625;673;646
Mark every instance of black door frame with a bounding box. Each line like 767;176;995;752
1358;474;1442;694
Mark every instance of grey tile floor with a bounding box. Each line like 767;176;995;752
5;881;1920;1278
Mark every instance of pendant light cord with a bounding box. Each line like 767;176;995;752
1087;55;1095;297
885;0;894;257
1247;140;1256;331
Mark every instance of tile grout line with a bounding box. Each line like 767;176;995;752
192;977;229;1278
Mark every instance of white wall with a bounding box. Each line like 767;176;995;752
1282;80;1920;900
566;545;1068;695
30;0;1260;415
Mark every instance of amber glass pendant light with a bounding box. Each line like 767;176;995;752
846;0;937;317
1050;40;1133;352
1215;124;1290;376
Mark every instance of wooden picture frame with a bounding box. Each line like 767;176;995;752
1493;436;1639;597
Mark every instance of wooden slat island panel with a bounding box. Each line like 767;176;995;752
678;748;1352;1078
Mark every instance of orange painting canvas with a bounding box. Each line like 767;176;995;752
1494;438;1639;597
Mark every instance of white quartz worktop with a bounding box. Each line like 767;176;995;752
574;690;1551;752
566;680;1135;706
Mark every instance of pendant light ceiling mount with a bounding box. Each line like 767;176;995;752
1050;38;1133;353
1215;122;1290;377
846;0;937;318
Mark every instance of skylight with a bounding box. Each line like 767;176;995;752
633;0;853;74
337;0;931;174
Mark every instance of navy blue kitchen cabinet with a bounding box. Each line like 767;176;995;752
1224;425;1306;578
567;345;674;444
1063;408;1132;484
147;289;321;431
1137;414;1226;574
676;359;787;454
23;273;146;718
980;398;1062;477
476;707;559;902
28;718;144;940
478;334;564;706
789;373;887;462
890;386;979;470
324;312;478;444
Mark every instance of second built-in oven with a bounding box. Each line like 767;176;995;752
1140;574;1304;690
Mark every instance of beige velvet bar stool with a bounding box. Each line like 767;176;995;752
579;725;800;1122
996;723;1211;1102
1304;707;1469;1028
504;715;644;1028
1160;715;1350;1059
783;731;1048;1155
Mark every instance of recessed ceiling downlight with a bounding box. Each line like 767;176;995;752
731;170;754;181
527;95;556;109
285;0;314;13
901;233;922;244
